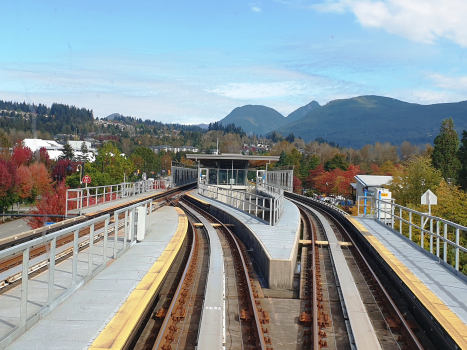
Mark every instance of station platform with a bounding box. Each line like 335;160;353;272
189;190;300;290
4;206;187;350
348;216;467;349
68;188;166;216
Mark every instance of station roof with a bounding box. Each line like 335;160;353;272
355;175;393;188
186;153;279;167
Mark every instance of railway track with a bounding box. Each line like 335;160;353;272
287;192;436;350
131;196;273;350
0;184;195;292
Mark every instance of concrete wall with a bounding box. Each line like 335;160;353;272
186;195;300;290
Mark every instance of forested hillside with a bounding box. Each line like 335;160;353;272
274;96;467;148
0;100;94;135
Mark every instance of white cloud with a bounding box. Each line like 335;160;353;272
207;81;312;99
312;0;467;47
249;3;262;12
428;73;467;92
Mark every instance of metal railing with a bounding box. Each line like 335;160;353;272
198;182;284;226
361;196;467;273
0;197;156;348
66;179;165;216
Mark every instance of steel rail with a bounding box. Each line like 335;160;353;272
298;207;319;349
152;221;197;350
180;199;268;350
288;192;424;350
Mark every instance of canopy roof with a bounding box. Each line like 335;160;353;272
186;153;279;168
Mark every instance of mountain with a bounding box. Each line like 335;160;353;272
218;105;286;135
274;95;467;148
286;100;320;123
195;123;209;129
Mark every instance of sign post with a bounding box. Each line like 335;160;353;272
421;189;437;215
82;175;91;189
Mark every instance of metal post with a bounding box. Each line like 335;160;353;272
113;212;118;259
65;191;69;217
430;218;433;254
455;228;460;271
48;238;56;306
123;210;128;250
255;197;258;217
72;229;79;286
391;204;394;229
399;207;402;234
443;223;448;262
20;247;30;327
421;216;424;250
88;224;94;275
436;221;440;258
409;211;412;240
103;217;109;264
103;186;106;203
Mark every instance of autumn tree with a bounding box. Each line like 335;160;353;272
26;181;68;229
16;165;34;210
388;156;442;206
0;160;17;215
11;145;33;166
431;118;461;182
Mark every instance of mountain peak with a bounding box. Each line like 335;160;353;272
286;100;321;123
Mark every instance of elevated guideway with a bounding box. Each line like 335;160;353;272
2;206;188;350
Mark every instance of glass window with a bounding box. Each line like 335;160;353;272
219;170;228;184
208;169;218;184
237;170;246;185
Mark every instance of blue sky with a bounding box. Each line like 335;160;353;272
1;0;467;123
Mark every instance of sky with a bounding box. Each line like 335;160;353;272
1;0;467;124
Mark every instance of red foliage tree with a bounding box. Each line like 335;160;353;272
38;147;52;169
11;145;33;166
293;175;302;193
0;160;17;212
30;162;52;196
51;159;70;182
26;181;68;229
16;165;34;202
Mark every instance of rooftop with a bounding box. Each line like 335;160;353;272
355;175;393;187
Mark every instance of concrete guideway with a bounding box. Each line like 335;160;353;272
4;206;187;350
189;190;300;290
349;216;467;348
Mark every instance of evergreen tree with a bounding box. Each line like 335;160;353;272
277;150;287;166
458;130;467;190
431;118;461;182
78;142;89;162
60;143;75;161
285;133;295;143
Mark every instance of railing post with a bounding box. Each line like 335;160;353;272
391;204;394;229
88;223;94;275
103;186;106;203
65;190;69;217
113;212;118;259
48;237;56;306
103;217;109;264
421;216;424;250
409;212;412;240
430;218;433;254
72;229;79;286
20;247;30;328
399;207;402;234
436;221;440;258
123;210;128;250
455;228;460;271
443;223;447;262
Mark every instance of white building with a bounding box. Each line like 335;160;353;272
22;138;95;162
354;175;393;198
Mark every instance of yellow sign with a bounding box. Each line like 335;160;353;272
381;193;389;197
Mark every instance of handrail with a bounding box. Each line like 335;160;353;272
358;195;467;273
66;179;166;216
198;182;284;226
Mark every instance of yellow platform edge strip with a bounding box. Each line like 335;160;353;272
185;193;209;206
347;217;467;349
89;207;188;350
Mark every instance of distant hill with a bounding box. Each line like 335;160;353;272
274;95;467;148
218;105;286;135
286;100;320;123
196;123;209;129
106;113;123;120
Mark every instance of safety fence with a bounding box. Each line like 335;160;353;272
360;196;467;274
198;182;284;226
65;179;165;216
0;197;156;348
